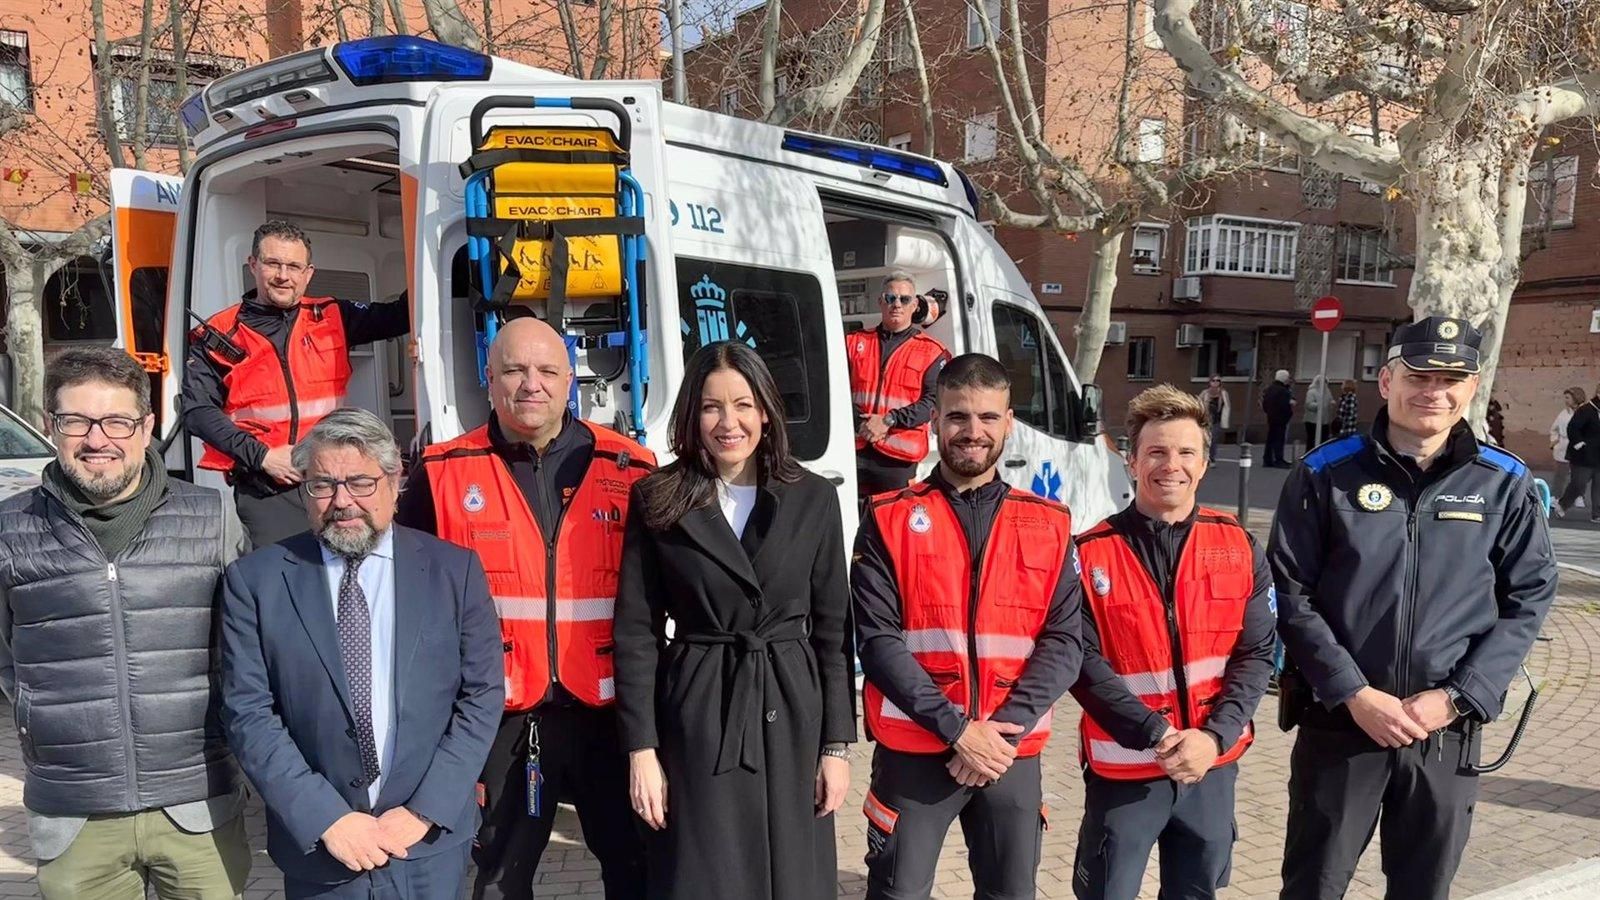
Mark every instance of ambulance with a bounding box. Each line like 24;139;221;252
106;35;1132;535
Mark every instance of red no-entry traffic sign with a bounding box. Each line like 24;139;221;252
1312;295;1344;333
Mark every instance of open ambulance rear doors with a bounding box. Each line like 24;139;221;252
107;168;183;437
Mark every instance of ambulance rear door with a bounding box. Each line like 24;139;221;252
108;168;183;439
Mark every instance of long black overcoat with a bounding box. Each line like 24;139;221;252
614;470;856;900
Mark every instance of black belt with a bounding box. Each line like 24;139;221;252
676;620;809;775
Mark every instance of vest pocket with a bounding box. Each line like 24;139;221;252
301;328;353;385
14;685;32;763
997;538;1058;609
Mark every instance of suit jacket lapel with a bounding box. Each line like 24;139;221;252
678;503;761;595
390;527;428;713
282;535;356;722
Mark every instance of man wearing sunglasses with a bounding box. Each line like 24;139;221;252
182;219;411;548
0;347;252;897
847;271;950;502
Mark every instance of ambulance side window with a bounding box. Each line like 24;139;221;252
992;302;1073;439
676;258;829;460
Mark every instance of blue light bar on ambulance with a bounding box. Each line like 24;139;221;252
333;36;492;86
780;133;949;187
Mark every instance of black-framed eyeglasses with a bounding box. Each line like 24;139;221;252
303;475;384;499
880;292;917;307
50;413;144;439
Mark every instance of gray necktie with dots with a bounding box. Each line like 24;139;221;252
337;556;382;786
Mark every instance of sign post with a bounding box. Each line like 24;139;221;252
1310;296;1344;448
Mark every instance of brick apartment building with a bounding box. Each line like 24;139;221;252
680;0;1419;448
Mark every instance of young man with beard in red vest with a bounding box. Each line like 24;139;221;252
183;220;411;547
394;316;654;899
1069;384;1276;900
852;353;1082;900
847;271;949;502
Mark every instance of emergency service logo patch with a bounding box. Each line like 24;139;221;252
909;504;932;534
1356;483;1394;512
463;483;486;513
1091;567;1111;597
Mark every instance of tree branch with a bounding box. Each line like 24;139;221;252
898;0;935;155
759;0;782;117
422;0;482;51
765;0;885;124
589;0;615;80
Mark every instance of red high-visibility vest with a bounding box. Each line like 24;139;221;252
194;297;349;473
847;329;948;463
862;482;1073;756
421;421;654;711
1075;508;1256;780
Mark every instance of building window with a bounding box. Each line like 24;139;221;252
101;51;236;146
967;0;1002;50
1184;215;1298;278
720;88;740;116
1127;336;1155;380
859;64;880;105
1270;1;1309;66
0;31;31;112
774;71;790;99
1295;329;1358;381
1191;327;1257;380
964;111;998;162
1242;127;1299;171
857;121;880;144
887;132;912;151
1526;155;1578;230
889;20;915;72
1361;342;1384;380
1130;224;1166;273
1137;118;1166;163
1336;225;1393;285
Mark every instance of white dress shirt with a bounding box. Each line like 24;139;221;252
320;528;398;807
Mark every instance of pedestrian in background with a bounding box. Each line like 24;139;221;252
1557;383;1600;520
1262;370;1295;468
1550;387;1584;502
1336;380;1360;437
615;342;855;900
0;347;250;898
1197;375;1231;462
1487;396;1506;446
1301;375;1334;450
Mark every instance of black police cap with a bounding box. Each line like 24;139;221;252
1386;316;1482;375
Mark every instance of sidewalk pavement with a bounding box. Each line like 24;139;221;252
0;581;1597;898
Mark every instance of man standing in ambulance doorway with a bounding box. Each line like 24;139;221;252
396;316;655;899
183;220;410;547
848;271;950;502
852;353;1082;900
1070;384;1276;899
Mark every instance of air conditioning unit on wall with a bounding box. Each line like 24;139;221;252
1176;324;1207;347
1104;322;1128;345
1173;275;1201;302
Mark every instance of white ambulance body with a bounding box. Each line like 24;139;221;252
108;36;1131;535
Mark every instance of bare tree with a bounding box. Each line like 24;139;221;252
973;0;1242;382
752;0;887;125
1153;0;1600;424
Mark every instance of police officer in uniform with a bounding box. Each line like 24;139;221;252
852;353;1082;900
1070;384;1276;900
183;220;410;547
395;317;654;900
1270;316;1559;900
848;271;950;501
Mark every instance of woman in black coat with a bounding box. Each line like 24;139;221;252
614;341;856;900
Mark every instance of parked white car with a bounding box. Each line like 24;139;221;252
0;404;52;501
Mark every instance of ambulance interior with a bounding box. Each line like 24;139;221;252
184;136;417;451
825;212;960;350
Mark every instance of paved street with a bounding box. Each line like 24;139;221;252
0;451;1591;899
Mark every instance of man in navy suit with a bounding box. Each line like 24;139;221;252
220;407;503;898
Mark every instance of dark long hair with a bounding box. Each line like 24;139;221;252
639;341;804;530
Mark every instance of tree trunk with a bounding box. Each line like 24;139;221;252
1072;229;1124;384
899;0;933;155
368;0;389;36
0;255;69;429
421;0;482;51
169;0;190;171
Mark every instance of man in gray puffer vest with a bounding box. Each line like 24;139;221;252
0;346;251;898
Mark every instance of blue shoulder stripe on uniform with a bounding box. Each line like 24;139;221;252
1304;433;1365;473
1479;445;1527;477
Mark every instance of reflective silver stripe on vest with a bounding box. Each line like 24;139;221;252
493;596;616;622
1185;655;1229;686
1088;739;1159;765
880;696;913;721
599;677;615;701
1118;668;1177;697
975;634;1036;658
902;628;965;655
230;392;345;423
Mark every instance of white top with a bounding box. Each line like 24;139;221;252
320;528;397;807
1553;408;1573;463
718;480;760;539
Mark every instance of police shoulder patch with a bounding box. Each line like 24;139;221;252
1477;445;1527;477
1304;434;1366;473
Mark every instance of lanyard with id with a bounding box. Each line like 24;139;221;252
526;716;544;817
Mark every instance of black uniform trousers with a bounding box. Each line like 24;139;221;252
856;451;916;509
1073;763;1238;900
1280;720;1480;900
233;480;307;548
471;703;646;900
863;747;1045;900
